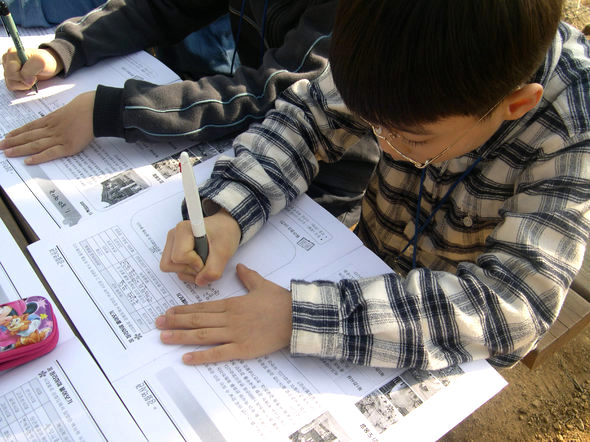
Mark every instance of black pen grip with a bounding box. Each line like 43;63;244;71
194;236;209;264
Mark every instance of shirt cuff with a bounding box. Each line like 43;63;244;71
200;169;268;245
93;85;125;138
290;279;344;359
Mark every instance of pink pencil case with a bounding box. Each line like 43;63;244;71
0;296;59;370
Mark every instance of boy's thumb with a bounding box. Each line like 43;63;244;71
236;263;263;291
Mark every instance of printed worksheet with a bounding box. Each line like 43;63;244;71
113;346;505;441
28;178;363;379
28;181;507;441
108;246;506;442
0;34;231;239
0;218;146;441
0;339;146;442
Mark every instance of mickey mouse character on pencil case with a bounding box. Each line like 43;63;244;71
0;297;54;351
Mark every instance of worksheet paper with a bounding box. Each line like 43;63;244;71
28;179;508;441
0;33;230;239
29;179;365;380
0;218;146;441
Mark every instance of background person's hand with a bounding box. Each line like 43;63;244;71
0;91;95;164
2;47;63;91
156;263;293;365
160;208;241;286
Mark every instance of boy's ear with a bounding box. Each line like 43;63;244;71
501;83;544;121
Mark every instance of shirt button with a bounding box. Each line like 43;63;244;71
463;216;473;227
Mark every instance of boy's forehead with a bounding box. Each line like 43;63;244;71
390;123;433;136
388;116;475;136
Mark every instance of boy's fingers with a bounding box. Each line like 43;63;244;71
165;299;227;315
160;229;182;271
177;268;197;279
4;78;32;91
235;263;264;291
182;343;240;366
2;137;54;157
156;311;225;330
19;53;44;81
160;224;200;274
3;49;40;86
3;49;23;75
170;221;202;266
25;146;69;165
160;326;231;346
194;246;227;285
2;121;48;143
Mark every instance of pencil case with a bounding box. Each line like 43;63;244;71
0;296;59;370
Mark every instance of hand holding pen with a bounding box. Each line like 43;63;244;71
0;1;37;92
0;2;31;79
160;151;241;286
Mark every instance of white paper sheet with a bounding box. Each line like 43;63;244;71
0;338;146;441
111;348;505;441
0;218;45;305
28;181;507;441
0;218;146;441
28;178;364;379
0;34;230;239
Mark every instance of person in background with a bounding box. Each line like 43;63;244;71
3;0;238;80
156;0;590;370
1;0;379;227
2;0;103;27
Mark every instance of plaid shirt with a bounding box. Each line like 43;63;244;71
201;23;590;369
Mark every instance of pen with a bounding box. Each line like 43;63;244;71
0;0;38;93
179;151;209;264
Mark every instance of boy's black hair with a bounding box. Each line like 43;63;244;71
330;0;564;129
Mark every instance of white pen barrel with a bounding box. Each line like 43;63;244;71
180;151;208;263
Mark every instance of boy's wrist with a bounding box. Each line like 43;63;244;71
39;38;76;76
200;180;265;245
39;47;63;76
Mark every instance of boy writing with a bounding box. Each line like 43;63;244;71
158;0;590;370
0;0;379;226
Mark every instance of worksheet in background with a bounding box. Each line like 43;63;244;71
28;179;507;441
0;217;147;441
0;33;231;239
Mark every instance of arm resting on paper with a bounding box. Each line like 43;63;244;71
157;207;293;366
156;263;293;365
42;0;335;146
0;91;94;164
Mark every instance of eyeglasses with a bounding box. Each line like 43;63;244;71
366;99;503;169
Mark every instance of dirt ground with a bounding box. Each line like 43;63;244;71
440;3;590;441
441;327;590;441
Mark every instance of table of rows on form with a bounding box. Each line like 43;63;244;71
0;369;81;442
75;226;176;335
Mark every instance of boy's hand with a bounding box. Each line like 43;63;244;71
160;208;241;286
2;47;63;91
156;263;293;365
0;91;95;164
